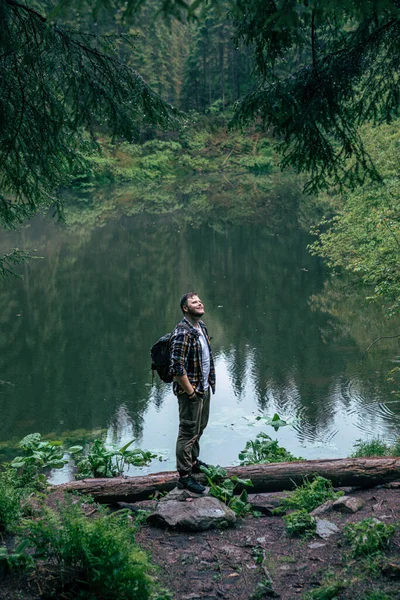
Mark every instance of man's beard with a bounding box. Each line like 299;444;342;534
187;308;204;319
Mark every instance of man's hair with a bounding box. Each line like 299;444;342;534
180;292;198;313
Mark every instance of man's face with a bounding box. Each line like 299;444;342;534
184;295;205;318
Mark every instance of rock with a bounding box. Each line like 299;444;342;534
147;495;236;531
308;542;326;549
159;487;195;502
248;492;290;515
315;518;340;539
332;496;365;513
310;500;334;517
334;486;357;493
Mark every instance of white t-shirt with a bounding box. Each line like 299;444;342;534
198;327;210;391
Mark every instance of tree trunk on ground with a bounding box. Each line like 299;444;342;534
55;458;400;504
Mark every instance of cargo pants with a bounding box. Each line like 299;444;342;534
176;389;210;476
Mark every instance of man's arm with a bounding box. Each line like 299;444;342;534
169;329;196;396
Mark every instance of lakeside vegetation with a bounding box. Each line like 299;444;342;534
1;432;399;598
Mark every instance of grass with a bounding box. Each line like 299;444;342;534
350;438;400;457
344;518;396;557
274;476;344;515
25;498;153;599
303;581;346;599
283;509;316;537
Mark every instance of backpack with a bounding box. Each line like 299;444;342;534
150;323;192;383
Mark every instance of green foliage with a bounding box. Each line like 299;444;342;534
0;541;32;573
232;1;400;192
310;122;400;314
239;432;302;465
24;500;153;599
344;518;396;557
282;509;316;537
303;580;346;599
274;477;343;515
0;0;177;232
0;472;23;533
201;465;253;517
72;438;158;479
9;433;68;488
350;438;391;458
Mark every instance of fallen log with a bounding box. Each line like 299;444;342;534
55;457;400;503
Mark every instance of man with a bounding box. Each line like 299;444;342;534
169;292;216;494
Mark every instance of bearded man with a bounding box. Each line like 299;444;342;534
169;292;216;493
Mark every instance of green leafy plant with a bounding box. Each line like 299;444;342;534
239;432;303;465
344;518;396;557
71;438;158;479
245;412;298;431
24;499;153;599
303;580;346;599
201;465;253;517
274;476;343;515
0;541;32;573
0;472;23;532
350;439;390;458
282;509;316;537
8;433;68;488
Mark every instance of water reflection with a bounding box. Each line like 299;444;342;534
0;185;399;481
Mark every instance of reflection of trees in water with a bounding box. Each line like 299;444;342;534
0;184;397;446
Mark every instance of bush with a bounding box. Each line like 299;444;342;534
25;499;153;599
0;473;22;533
282;509;316;537
239;432;302;465
274;476;343;514
350;439;390;458
344;518;396;557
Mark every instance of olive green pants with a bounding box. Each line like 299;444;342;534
176;389;210;476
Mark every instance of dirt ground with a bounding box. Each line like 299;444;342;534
1;485;399;600
135;485;400;600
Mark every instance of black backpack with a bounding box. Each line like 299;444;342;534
151;323;191;383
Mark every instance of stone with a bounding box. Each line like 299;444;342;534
332;496;365;514
315;518;340;539
308;542;326;549
310;500;334;517
159;487;194;502
147;495;237;531
248;492;290;515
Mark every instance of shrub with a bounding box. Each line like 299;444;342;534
304;581;346;599
239;432;302;465
0;473;22;533
274;476;343;514
344;518;396;557
72;438;158;479
283;509;316;536
25;499;153;599
350;439;390;458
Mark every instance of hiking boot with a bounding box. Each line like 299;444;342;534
192;459;209;474
178;475;206;494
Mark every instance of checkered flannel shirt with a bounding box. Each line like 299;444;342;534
169;317;216;396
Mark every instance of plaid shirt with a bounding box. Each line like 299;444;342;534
169;317;216;396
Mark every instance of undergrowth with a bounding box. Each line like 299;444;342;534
24;499;153;599
350;438;400;458
344;518;397;557
274;476;344;515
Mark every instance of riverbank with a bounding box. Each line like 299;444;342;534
1;482;399;600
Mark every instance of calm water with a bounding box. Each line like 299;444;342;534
1;184;399;482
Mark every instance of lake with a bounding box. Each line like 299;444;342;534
0;180;399;482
